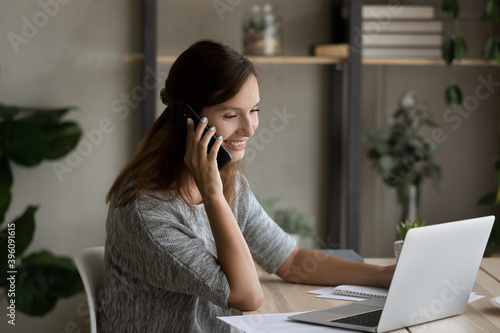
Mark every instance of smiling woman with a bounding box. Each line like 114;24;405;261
201;75;260;163
97;39;395;332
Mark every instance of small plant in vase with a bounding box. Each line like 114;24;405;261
394;219;425;261
363;90;442;223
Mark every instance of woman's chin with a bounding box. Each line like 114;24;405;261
226;150;245;163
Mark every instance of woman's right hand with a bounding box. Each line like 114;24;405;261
184;117;224;202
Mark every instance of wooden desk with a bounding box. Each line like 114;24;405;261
243;258;500;332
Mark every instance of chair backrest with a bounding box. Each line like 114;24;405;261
75;247;105;333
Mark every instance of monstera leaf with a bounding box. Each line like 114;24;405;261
0;103;84;316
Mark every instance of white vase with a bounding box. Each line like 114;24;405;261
407;185;417;223
394;240;404;262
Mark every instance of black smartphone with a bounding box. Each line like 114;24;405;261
172;104;232;170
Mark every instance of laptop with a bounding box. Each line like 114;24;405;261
289;216;494;332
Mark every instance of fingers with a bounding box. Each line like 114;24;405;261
199;124;215;148
185;116;206;145
208;134;224;162
186;116;221;163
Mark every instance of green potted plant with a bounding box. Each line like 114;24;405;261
0;103;84;316
394;219;425;261
260;197;315;247
363;91;442;224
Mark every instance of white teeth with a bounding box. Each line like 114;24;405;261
224;141;245;147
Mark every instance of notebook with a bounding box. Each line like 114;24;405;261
289;216;494;332
332;285;388;299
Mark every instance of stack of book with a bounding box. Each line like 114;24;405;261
315;4;443;59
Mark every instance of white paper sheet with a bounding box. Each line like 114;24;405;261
218;293;485;332
218;311;361;333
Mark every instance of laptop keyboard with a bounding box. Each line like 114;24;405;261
329;309;383;327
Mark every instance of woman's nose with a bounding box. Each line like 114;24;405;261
238;115;257;137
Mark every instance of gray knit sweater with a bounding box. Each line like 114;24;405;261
97;175;296;332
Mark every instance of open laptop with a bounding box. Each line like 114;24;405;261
289;216;494;332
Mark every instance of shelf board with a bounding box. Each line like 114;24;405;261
363;58;499;66
122;53;346;65
123;53;499;66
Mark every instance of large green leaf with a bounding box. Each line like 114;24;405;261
445;84;463;105
20;107;75;124
441;0;460;20
442;38;455;65
485;0;500;21
0;105;23;121
0;205;38;285
43;122;82;160
0;206;38;287
0;121;49;167
0;205;37;263
0;183;11;224
13;250;84;316
453;36;468;61
0;154;12;188
0;104;74;124
484;37;497;61
14;261;58;316
495;41;500;66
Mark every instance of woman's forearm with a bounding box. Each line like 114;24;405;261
276;247;394;288
204;195;264;310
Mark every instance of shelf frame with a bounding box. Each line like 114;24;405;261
346;0;362;252
125;53;498;67
124;53;346;65
363;58;499;66
141;0;157;136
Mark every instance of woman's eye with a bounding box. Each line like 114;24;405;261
251;108;261;113
224;115;237;119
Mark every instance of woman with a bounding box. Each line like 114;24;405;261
97;40;394;332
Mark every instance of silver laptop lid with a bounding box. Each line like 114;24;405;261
378;215;494;332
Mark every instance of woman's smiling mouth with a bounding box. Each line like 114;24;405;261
223;140;247;150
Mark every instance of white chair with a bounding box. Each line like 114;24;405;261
75;247;105;333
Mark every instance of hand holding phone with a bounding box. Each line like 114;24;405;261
172;104;232;170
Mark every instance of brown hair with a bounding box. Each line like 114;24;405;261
106;40;258;208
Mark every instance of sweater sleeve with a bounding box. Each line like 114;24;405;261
105;198;231;309
235;177;297;274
